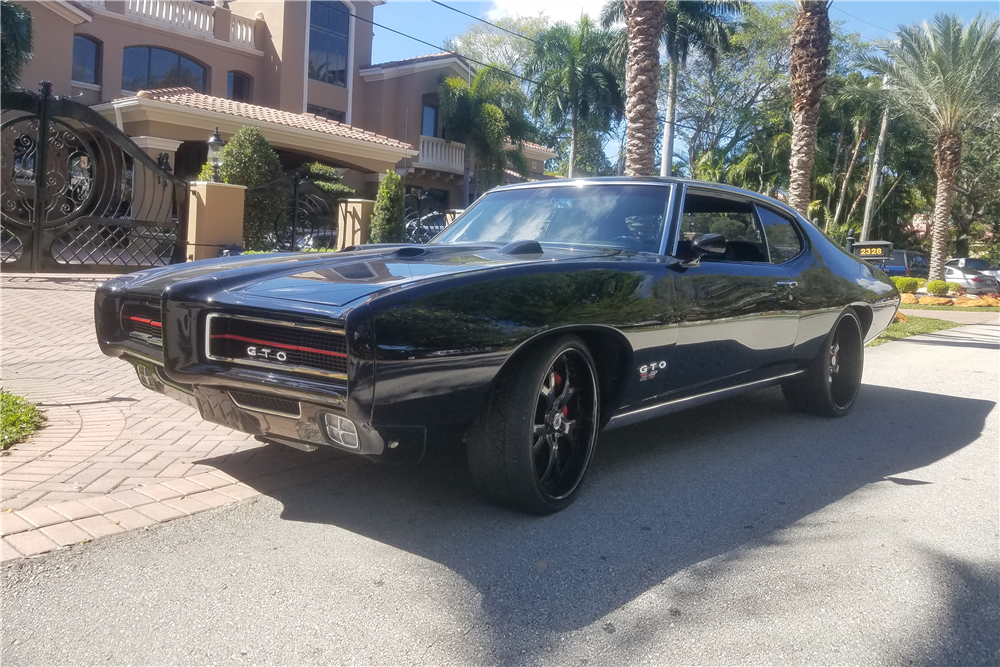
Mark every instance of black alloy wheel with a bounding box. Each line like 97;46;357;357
467;335;600;514
783;309;864;417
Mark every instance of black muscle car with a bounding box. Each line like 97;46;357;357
95;178;899;513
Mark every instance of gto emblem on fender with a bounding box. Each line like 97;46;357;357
639;361;667;381
247;346;288;362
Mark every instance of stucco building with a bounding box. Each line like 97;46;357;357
17;0;555;207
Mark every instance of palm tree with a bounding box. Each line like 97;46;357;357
525;16;622;178
622;0;664;176
860;14;1000;280
439;67;535;206
1;1;33;93
787;1;832;217
602;1;745;178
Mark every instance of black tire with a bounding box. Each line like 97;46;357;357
467;335;600;514
783;309;864;417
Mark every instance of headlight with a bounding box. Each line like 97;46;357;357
322;413;359;449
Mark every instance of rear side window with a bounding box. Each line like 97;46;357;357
755;206;803;264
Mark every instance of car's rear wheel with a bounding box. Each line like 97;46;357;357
467;335;599;514
783;309;864;417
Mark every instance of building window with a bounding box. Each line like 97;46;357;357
122;46;206;93
307;104;346;123
72;35;101;85
227;71;252;102
308;1;350;87
421;104;438;138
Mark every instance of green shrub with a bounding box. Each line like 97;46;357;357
914;278;927;289
946;282;965;296
195;126;285;251
1;389;45;450
894;277;919;293
925;280;950;297
370;171;405;244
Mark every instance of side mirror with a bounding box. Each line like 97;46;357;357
692;233;727;256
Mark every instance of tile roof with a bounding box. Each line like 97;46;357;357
128;88;414;151
520;140;557;156
366;52;468;70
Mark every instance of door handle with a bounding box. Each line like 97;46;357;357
775;281;798;288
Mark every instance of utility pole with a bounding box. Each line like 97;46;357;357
861;103;890;241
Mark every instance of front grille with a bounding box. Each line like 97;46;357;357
229;390;301;417
206;314;348;380
121;303;163;347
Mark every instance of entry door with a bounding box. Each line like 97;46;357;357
664;190;800;393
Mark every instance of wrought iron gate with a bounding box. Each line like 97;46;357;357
1;83;188;273
248;174;335;252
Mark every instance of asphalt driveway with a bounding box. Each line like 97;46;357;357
2;318;997;665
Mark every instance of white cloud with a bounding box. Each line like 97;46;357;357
485;0;609;24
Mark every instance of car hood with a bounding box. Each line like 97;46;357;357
226;243;617;307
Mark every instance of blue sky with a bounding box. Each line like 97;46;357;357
370;1;1000;64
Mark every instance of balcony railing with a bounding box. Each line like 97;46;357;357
230;13;256;49
125;0;213;36
415;136;465;174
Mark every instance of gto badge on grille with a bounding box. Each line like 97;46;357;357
247;346;288;362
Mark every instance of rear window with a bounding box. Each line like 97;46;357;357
964;259;988;270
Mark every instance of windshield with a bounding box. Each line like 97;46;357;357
433;184;672;253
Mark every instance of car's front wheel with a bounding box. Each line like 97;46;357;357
783;309;864;417
467;335;600;514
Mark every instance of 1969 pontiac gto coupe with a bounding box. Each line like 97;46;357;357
96;178;899;513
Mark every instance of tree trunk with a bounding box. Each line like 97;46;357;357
623;0;664;177
660;59;677;177
787;1;831;216
462;151;471;208
929;131;962;281
568;106;578;179
829;124;867;232
825;124;846;212
846;169;869;225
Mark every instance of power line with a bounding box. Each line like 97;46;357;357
430;1;541;45
831;5;895;35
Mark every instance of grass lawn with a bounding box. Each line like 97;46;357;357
1;390;46;450
868;315;963;347
899;303;1000;312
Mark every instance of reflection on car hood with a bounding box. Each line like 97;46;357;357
233;244;617;307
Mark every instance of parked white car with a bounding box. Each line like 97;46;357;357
946;258;1000;280
944;266;999;295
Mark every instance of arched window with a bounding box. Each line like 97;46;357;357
122;46;206;93
309;1;350;87
72;35;101;85
227;71;252;102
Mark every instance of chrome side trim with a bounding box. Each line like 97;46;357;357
204;313;348;382
228;392;302;419
657;182;678;257
605;370;805;430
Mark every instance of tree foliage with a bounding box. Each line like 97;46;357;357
1;1;32;93
439;66;535;202
525;16;622;178
370;171;405;244
444;13;551;75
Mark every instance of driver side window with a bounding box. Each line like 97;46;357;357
678;192;768;263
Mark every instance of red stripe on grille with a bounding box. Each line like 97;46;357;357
127;316;162;328
209;334;347;358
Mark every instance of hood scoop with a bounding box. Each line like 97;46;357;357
499;240;544;256
395;246;428;258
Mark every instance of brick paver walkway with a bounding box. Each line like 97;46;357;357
1;275;357;560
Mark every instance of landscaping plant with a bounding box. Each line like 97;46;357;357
925;280;950;297
370;171;405;244
1;389;45;450
893;277;920;293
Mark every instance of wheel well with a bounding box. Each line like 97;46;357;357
850;305;874;338
499;328;632;429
